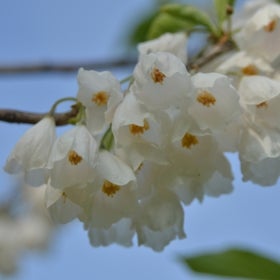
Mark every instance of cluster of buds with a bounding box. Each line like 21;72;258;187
4;1;280;251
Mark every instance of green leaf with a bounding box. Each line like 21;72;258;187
214;0;228;26
129;12;158;45
181;248;280;280
147;12;193;40
161;4;219;36
214;0;236;27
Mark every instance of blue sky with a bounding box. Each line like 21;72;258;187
0;1;280;279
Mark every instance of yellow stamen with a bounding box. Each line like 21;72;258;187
197;91;216;107
92;91;109;106
264;20;277;32
68;150;83;165
181;133;199;149
151;67;166;84
129;119;150;135
242;64;258;76
102;180;120;197
256;101;268;109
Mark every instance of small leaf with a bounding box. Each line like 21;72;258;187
129;12;158;45
147;12;193;40
161;4;219;36
214;0;228;26
181;248;280;280
214;0;236;27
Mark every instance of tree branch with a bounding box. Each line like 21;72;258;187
0;58;137;74
188;37;235;71
0;105;78;126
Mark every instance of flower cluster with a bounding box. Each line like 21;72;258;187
4;1;280;251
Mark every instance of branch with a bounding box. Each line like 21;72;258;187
188;37;236;71
0;58;137;74
0;105;78;126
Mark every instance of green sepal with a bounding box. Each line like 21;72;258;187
160;4;219;37
181;248;280;280
100;125;114;151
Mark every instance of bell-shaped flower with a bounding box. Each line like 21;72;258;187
77;68;123;135
131;52;193;111
216;51;273;80
241;155;280;186
4;116;56;186
136;189;185;252
81;150;138;230
163;133;234;205
88;218;135;247
234;3;280;62
239;75;280;130
232;0;275;30
188;73;241;134
112;93;171;167
47;125;98;189
239;119;280;162
45;184;82;224
137;32;188;64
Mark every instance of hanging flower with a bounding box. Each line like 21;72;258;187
77;68;123;135
47;125;98;189
4;116;56;186
138;32;188;64
136;189;185;251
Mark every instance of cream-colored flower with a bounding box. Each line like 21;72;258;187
77;68;123;135
47;125;98;189
189;73;241;133
4;116;55;186
136;189;185;251
234;3;280;62
131;52;193;111
138;32;188;64
80;150;138;230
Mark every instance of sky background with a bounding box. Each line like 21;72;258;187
0;0;280;279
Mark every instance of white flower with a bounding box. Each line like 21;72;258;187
131;52;193;111
239;76;280;129
232;0;275;30
77;68;123;135
112;93;171;147
81;150;138;229
189;73;241;133
88;218;135;247
239;120;280;162
47;125;98;189
234;3;280;62
45;184;82;224
216;51;273;78
238;76;280;162
112;93;171;167
136;189;185;251
138;32;188;64
163;134;234;204
4;116;55;186
241;156;280;186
